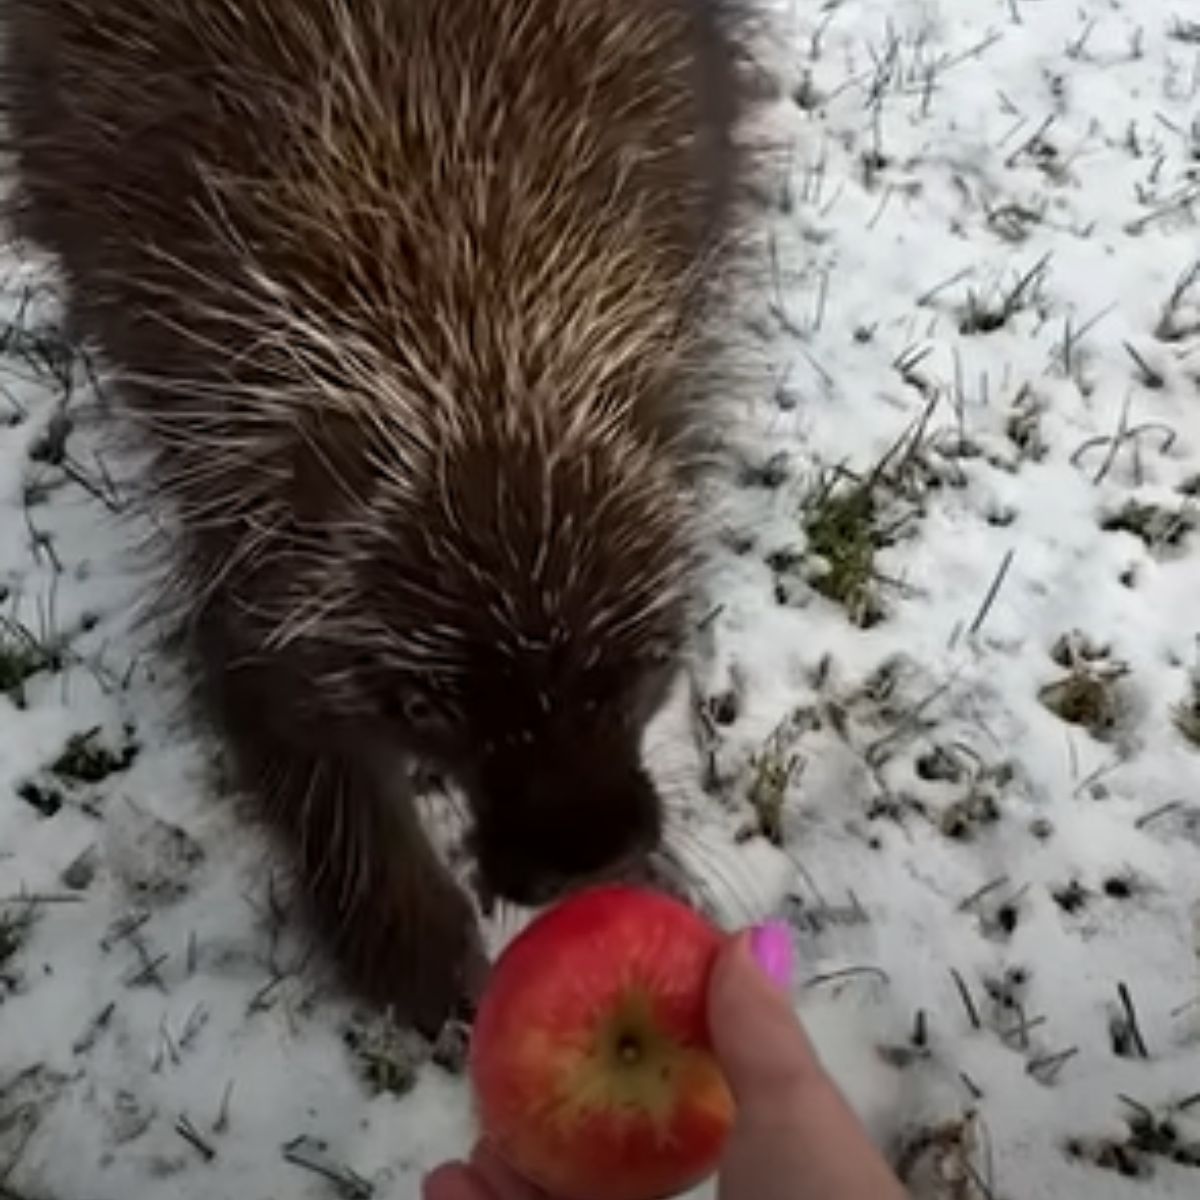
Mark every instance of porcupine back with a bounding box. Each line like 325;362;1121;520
1;0;749;1024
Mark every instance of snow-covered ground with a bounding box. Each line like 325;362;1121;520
4;0;1200;1196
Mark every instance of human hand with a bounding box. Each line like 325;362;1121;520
423;923;909;1200
424;1142;551;1200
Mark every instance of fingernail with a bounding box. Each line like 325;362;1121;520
748;920;794;990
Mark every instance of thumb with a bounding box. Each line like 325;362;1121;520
706;925;912;1200
706;923;825;1116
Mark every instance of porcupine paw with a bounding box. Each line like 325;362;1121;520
357;876;490;1040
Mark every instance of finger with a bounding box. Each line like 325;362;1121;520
422;1162;497;1200
707;928;910;1200
469;1143;554;1199
707;926;825;1120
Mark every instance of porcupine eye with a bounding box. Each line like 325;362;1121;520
382;689;442;733
401;693;438;728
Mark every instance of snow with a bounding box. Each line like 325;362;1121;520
3;0;1200;1196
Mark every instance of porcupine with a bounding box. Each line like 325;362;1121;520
0;0;748;1033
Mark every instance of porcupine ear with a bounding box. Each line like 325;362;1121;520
645;638;677;666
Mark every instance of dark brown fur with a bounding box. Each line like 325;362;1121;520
1;0;747;1032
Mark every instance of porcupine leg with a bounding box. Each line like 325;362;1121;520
249;738;488;1036
197;618;486;1035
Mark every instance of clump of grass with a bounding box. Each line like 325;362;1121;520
959;252;1050;335
915;744;967;784
0;283;81;388
1168;18;1200;45
939;782;1001;841
50;726;139;783
17;780;64;818
1172;673;1200;748
1052;879;1090;915
802;477;883;625
27;409;73;466
910;740;1015;842
792;70;822;112
429;1020;470;1075
60;846;97;891
0;635;48;697
342;1014;423;1098
0;616;60;705
797;407;937;626
1049;631;1107;668
1101;500;1197;552
896;1111;994;1197
1039;669;1125;737
986;199;1046;243
1040;632;1129;739
0;904;37;972
1154;259;1200;343
1005;384;1048;462
1065;1098;1200;1176
746;731;802;846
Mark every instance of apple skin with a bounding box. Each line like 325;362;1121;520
468;884;734;1200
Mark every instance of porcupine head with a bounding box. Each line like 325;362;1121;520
319;376;696;909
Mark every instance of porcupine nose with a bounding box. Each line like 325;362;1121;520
475;751;663;906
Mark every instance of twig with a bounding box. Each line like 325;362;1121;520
1135;800;1184;829
248;970;286;1015
966;549;1015;637
957;875;1011;912
0;1110;38;1190
1123;341;1164;388
124;950;169;990
804;965;891;989
72;1001;116;1055
214;1080;234;1133
1117;982;1149;1058
1127;184;1200;236
1091;391;1134;485
1027;1046;1078;1083
1070;421;1177;470
1005;114;1055;167
100;909;151;951
917;266;973;307
1056;303;1118;378
282;1137;374;1200
865;670;960;767
912;1009;928;1048
1001;1010;1046;1049
962;1151;998;1200
175;1115;217;1162
1066;17;1098;59
950;968;982;1030
1169;994;1200;1019
1117;1092;1153;1121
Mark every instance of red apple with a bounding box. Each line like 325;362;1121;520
468;884;734;1200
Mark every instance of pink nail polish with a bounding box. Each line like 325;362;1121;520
748;920;794;990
